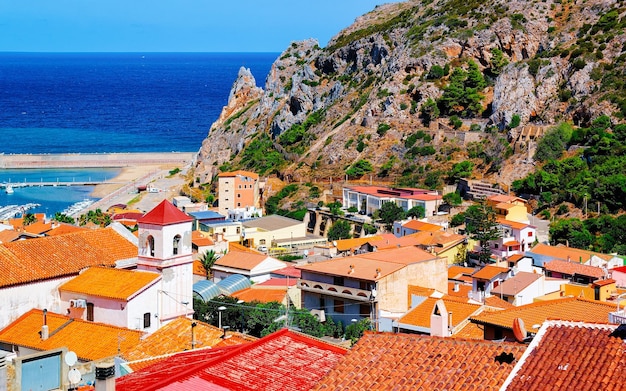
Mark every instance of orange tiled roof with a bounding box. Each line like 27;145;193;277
497;219;530;230
214;250;284;272
399;296;481;329
448;265;476;280
488;195;526;204
24;221;52;235
312;332;525;390
217;170;259;180
228;242;260;253
232;287;287;304
483;295;515;309
544;259;604;278
0;230;40;243
448;281;472;298
58;267;160;301
0;309;143;361
298;247;439;281
123;317;241;362
470;297;618;333
530;243;613;262
402;220;443;232
409;230;467;250
193;259;208;277
192;230;214;247
334;236;382;252
367;233;422;250
472;265;509;280
503;320;626;390
45;223;90;236
491;272;542;296
452;321;486;340
0;227;137;288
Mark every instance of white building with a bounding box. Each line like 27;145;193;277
342;186;442;217
136;200;195;325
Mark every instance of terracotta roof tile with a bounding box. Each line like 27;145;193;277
232;287;287;303
472;265;509;280
45;223;90;236
312;332;525;390
0;309;142;361
402;220;443;232
272;265;301;278
217;170;259;180
0;227;137;288
24;221;52;235
334;236;382;252
399;296;481;329
544;259;604;278
530;243;613;262
470;297;617;333
484;295;515;309
192;260;207;277
448;265;476;280
346;185;442;201
214;250;285;272
137;200;192;225
118;328;346;391
453;321;486;340
448;281;473;298
503;321;626;390
191;231;214;246
59;267;160;301
298;247;439;281
123;317;242;361
497;219;531;230
256;277;298;287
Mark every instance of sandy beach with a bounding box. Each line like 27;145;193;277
90;165;164;198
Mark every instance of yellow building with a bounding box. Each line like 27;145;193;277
486;195;529;224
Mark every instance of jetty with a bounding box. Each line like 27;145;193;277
1;180;125;190
0;152;196;169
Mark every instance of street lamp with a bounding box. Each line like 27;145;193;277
218;306;227;329
237;300;245;333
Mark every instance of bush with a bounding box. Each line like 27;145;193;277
377;123;391;136
346;160;373;178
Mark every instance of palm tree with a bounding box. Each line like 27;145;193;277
23;212;38;226
199;250;219;279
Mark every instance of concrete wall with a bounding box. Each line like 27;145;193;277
0;277;68;329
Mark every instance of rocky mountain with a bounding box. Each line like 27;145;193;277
195;0;626;190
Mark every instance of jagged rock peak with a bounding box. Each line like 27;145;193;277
228;67;263;104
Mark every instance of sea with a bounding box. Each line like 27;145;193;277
0;52;278;217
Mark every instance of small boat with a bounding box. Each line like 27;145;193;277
5;184;14;194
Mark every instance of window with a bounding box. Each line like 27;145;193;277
143;312;151;329
86;303;94;322
333;276;344;286
237;193;241;198
238;185;242;189
334;299;344;313
237;203;241;207
360;303;370;316
359;281;368;290
173;235;181;255
528;231;533;237
236;227;241;234
147;235;155;257
320;297;326;309
260;239;266;245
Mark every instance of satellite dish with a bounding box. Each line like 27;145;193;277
64;351;77;366
68;368;81;384
512;317;527;343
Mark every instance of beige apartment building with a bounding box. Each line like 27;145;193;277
217;170;260;216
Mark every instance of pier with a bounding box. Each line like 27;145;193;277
0;152;196;169
1;180;125;189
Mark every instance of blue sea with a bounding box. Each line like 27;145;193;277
0;52;277;215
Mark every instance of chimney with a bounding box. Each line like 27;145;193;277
375;268;381;278
430;300;449;337
191;321;197;349
95;363;115;391
453;282;460;292
41;309;49;341
349;265;354;274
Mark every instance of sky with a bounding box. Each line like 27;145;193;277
0;1;395;52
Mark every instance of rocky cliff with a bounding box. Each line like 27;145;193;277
196;0;626;189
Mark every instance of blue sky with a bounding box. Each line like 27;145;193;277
0;1;394;52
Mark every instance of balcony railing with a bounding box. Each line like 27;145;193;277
609;310;626;325
298;279;376;302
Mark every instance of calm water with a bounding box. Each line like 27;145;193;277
0;52;278;214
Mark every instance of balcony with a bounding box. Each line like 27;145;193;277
609;311;626;325
298;279;376;303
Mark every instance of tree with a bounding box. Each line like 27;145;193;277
346;160;373;179
406;205;426;219
490;48;509;75
465;200;500;264
328;220;352;241
534;123;573;162
443;192;463;206
78;209;111;227
362;223;378;235
199;250;219;279
53;212;75;224
448;160;474;183
420;98;439;126
344;318;371;346
326;201;343;216
379;202;406;231
22;213;38;226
